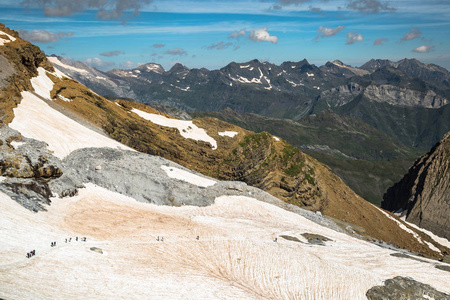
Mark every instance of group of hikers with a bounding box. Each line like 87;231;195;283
26;237;87;258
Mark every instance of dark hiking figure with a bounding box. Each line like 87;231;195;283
83;237;86;242
157;236;159;241
65;238;67;243
76;237;78;241
196;236;199;240
69;238;72;242
27;252;30;258
161;237;164;242
273;237;277;242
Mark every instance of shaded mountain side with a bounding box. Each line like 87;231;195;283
36;76;447;258
303;151;414;206
193;109;420;205
313;95;450;150
0;24;54;124
382;132;450;240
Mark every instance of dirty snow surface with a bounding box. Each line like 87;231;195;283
9;90;132;159
131;108;217;150
0;30;16;46
1;183;449;299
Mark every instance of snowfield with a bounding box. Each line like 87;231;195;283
161;165;216;187
9;91;132;158
1;183;449;299
47;56;88;74
131;108;217;150
218;131;238;138
9;69;133;158
0;30;16;46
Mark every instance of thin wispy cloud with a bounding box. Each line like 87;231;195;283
206;41;233;50
18;29;74;43
347;0;396;13
165;48;188;56
373;38;388;45
346;31;364;44
401;28;421;41
229;29;246;39
313;25;345;40
153;43;165;48
412;45;434;53
248;27;278;44
20;0;153;21
100;50;121;57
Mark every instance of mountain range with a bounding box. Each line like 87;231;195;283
1;22;449;298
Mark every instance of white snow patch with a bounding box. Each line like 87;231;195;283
176;86;190;91
131;108;217;150
405;221;450;250
134;70;141;74
58;95;72;102
273;136;280;141
47;56;88;74
10;140;25;149
218;131;238;138
0;30;16;46
291;66;296;69
307;72;314;77
9;91;133;159
239;64;250;68
314;86;321;90
95;76;107;80
31;67;54;100
161;165;216;187
375;207;440;253
286;79;304;87
114;102;122;107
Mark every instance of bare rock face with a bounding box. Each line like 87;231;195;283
364;84;448;108
382;132;450;240
0;125;63;211
366;276;449;300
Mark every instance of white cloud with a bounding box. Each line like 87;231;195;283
346;31;364;44
153;43;165;48
82;57;116;71
119;61;136;69
248;27;278;44
401;28;421;41
18;29;74;43
412;45;435;53
313;26;345;40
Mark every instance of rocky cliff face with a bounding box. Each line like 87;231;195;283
319;82;448;109
382;132;450;239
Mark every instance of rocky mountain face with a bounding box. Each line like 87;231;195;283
50;54;450;152
382;132;450;240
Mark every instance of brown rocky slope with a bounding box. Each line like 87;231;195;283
1;22;448;259
382;132;450;240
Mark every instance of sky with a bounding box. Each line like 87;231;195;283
0;0;449;71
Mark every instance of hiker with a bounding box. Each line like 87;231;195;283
83;237;86;242
76;237;78;241
27;252;30;258
157;236;159;241
65;238;67;243
161;237;164;242
196;236;199;240
274;237;278;242
69;238;72;242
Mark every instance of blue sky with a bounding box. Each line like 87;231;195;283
1;0;449;71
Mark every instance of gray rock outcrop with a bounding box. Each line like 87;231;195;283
366;276;450;300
